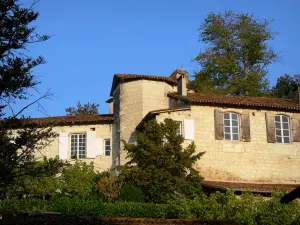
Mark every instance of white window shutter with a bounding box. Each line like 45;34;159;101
96;138;104;156
184;119;195;140
59;133;68;160
86;131;97;158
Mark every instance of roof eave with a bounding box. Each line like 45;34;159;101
167;93;300;112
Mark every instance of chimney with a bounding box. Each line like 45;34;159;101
291;87;300;104
177;74;187;96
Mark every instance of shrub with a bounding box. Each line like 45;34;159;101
117;183;145;203
96;176;122;202
61;161;96;197
0;191;300;224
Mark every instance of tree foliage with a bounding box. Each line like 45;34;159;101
61;161;96;197
120;118;205;203
270;74;300;98
65;101;100;116
0;0;56;194
191;11;278;96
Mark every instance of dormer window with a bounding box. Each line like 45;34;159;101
275;115;290;143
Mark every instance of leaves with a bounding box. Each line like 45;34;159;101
65;101;100;116
270;74;300;98
191;11;278;96
120;118;205;203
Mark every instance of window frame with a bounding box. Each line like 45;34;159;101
70;133;87;159
275;115;291;144
104;139;111;156
223;112;240;141
176;121;182;136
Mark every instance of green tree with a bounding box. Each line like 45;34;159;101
191;11;278;96
65;101;99;116
270;74;300;98
61;161;96;197
0;0;56;195
120;118;205;203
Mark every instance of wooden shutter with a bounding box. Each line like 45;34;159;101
96;138;104;156
86;131;97;158
184;119;195;140
291;116;300;142
241;112;251;142
214;109;224;140
58;133;68;160
265;112;276;143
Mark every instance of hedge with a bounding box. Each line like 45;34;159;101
0;191;300;224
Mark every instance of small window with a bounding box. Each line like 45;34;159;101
224;113;240;140
275;115;290;144
70;133;86;159
105;139;111;156
176;121;182;136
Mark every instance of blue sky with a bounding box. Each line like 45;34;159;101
14;0;300;117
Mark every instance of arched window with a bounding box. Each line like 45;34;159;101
275;115;290;143
224;112;240;140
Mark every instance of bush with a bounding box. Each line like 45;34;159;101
117;183;145;203
96;176;122;202
61;161;96;197
0;191;300;224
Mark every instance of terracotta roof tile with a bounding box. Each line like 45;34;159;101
7;114;114;127
202;180;299;194
168;92;300;112
110;73;178;96
114;73;178;84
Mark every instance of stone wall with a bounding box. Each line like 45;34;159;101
40;123;113;172
118;80;176;163
156;106;300;183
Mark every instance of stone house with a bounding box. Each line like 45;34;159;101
32;69;300;194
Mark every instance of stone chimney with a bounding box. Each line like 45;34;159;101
177;74;187;96
106;98;114;114
291;87;300;104
170;69;188;96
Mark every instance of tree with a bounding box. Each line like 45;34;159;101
191;11;278;96
120;118;205;203
270;74;300;98
61;161;96;197
65;101;99;116
0;0;56;195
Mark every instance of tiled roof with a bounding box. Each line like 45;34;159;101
136;106;191;130
168;92;300;112
202;180;299;194
110;72;178;96
6;114;114;127
115;73;178;84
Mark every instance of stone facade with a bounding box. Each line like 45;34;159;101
32;70;300;185
156;106;300;183
40;123;113;172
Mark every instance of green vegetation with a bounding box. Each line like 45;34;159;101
120;118;205;203
1;191;300;224
191;11;278;96
65;101;100;116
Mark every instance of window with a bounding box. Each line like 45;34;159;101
224;113;240;140
176;121;182;136
105;139;111;156
70;134;86;159
275;115;290;143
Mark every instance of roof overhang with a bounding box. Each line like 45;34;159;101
168;93;300;112
110;73;177;96
136;106;191;130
